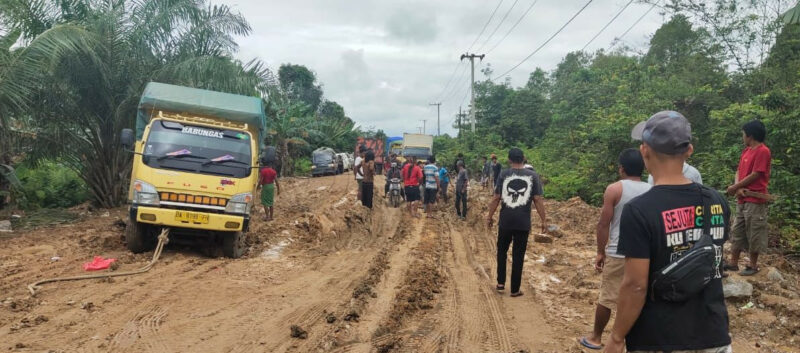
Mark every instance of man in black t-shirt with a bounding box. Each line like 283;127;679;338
486;148;547;297
605;111;731;353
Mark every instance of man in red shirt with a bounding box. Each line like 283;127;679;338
402;157;423;218
259;164;280;221
726;120;771;276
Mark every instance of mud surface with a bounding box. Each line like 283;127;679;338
1;174;798;352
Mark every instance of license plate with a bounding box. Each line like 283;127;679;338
175;211;209;224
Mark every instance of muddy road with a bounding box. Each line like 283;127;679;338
1;174;799;352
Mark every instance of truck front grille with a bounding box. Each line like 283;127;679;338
159;192;228;207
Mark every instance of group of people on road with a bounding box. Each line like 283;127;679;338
478;111;771;353
565;112;771;353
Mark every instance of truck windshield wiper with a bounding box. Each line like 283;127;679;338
155;154;208;162
201;158;250;167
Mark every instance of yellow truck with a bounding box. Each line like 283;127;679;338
120;82;266;258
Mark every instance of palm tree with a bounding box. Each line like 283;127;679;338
0;0;270;207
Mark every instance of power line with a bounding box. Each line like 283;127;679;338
486;0;540;54
434;61;465;102
581;0;634;51
467;0;506;51
610;1;659;48
435;0;504;102
440;63;471;104
476;0;521;52
492;0;595;81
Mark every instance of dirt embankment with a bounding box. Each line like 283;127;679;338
0;175;798;352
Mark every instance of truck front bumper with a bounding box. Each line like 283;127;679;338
131;206;249;232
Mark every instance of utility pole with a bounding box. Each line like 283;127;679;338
429;102;441;136
420;119;427;135
456;106;467;139
460;53;485;132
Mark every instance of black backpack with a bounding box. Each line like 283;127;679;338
649;185;719;302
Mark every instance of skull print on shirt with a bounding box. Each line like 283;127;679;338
501;175;533;208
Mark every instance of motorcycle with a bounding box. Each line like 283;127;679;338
389;178;402;208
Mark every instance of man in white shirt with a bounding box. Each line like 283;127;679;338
354;146;365;200
647;162;702;184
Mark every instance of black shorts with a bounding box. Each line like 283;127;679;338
405;186;421;202
424;188;438;204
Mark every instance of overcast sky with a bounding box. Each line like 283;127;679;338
214;0;666;137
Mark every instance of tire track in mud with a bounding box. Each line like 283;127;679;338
108;306;169;352
336;217;427;353
392;216;515;353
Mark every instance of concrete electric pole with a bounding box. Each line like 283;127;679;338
429;102;441;136
460;53;485;132
420;119;427;135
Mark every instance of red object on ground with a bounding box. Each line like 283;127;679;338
83;256;116;271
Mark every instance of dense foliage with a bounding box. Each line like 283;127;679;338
436;8;800;250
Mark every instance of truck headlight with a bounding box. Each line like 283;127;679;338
133;180;160;206
311;165;316;169
225;192;252;214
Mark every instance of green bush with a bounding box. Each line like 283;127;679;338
294;157;312;176
14;160;89;209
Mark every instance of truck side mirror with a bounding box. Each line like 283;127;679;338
120;129;134;150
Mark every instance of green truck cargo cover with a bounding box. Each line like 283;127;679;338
136;82;267;151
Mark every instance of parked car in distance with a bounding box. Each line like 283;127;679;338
311;147;337;177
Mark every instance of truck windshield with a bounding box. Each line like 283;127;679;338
143;120;252;178
312;152;333;165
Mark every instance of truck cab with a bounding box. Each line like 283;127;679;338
122;82;266;258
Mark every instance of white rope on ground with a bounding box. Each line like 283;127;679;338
27;228;171;296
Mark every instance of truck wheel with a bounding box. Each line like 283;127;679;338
222;231;247;258
126;219;155;253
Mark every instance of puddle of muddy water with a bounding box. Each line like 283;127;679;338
261;240;291;259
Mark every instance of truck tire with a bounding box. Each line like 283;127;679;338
125;218;155;253
222;231;247;258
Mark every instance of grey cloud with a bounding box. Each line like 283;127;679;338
385;8;438;44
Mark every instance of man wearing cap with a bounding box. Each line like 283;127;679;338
725;120;771;276
605;111;730;353
486;148;546;297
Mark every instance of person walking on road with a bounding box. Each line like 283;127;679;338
486;148;547;297
481;156;491;189
423;156;440;218
259;163;280;221
605;111;731;353
402;157;423;218
354;145;366;201
578;148;651;351
361;150;376;209
455;161;469;220
725;120;772;276
490;154;502;191
439;163;450;203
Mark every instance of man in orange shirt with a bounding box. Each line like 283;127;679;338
402;157;423;218
726;120;771;276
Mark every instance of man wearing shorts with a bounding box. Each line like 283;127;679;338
354;146;365;201
259;163;280;221
402;157;423;218
579;148;650;350
422;156;440;218
725;120;771;276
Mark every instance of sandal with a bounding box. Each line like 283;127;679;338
739;266;760;276
510;291;524;297
496;284;505;291
723;263;740;271
578;337;602;350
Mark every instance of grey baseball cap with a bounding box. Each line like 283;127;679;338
631;111;692;155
